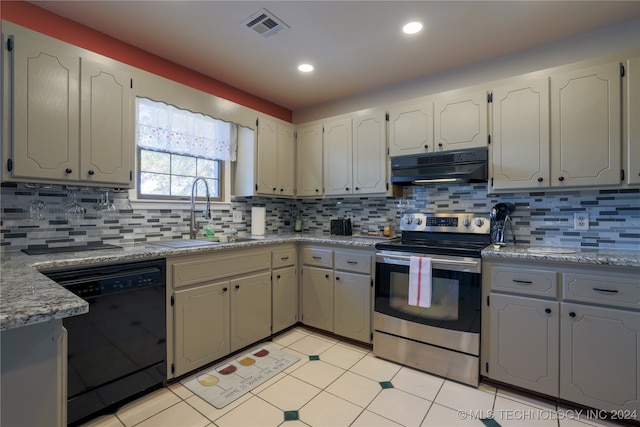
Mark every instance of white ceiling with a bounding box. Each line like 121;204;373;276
29;1;640;112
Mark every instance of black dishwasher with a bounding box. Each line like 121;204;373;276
45;259;167;425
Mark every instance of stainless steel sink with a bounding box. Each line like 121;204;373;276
148;239;219;248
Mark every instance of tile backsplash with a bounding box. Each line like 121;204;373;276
1;182;638;252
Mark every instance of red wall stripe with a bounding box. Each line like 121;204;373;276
0;0;292;122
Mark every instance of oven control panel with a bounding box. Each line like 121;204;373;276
401;213;490;234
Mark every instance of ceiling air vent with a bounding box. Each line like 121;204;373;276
241;8;289;38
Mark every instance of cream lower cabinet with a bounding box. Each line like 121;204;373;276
169;249;271;377
301;246;373;343
483;259;640;414
272;245;298;334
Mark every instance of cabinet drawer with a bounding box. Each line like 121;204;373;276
491;266;558;298
563;272;640;309
272;246;297;268
170;249;271;288
334;250;372;274
302;247;333;268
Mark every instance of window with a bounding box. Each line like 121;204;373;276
135;98;237;201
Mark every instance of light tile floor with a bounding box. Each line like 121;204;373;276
82;326;625;427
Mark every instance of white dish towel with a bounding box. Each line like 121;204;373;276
408;256;432;308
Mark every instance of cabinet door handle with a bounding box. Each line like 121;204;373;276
87;170;95;176
512;279;533;284
345;187;350;191
545;308;551;314
280;188;284;192
280;256;289;260
222;287;228;292
592;287;619;294
313;256;322;260
438;143;443;147
325;274;329;279
336;277;340;281
537;177;543;182
569;312;576;318
355;187;360;191
65;168;73;174
276;275;281;279
558;176;565;182
272;187;277;191
423;144;428;149
347;260;358;264
235;284;240;290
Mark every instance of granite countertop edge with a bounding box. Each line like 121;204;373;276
3;236;638;332
0;234;387;332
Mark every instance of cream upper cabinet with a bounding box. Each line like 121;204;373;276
491;78;550;191
550;62;622;187
7;33;133;187
352;111;387;195
256;117;295;197
296;123;323;197
388;101;434;157
627;57;640;185
323;118;353;195
434;90;488;152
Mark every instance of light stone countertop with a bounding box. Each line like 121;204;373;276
482;244;640;268
0;233;387;332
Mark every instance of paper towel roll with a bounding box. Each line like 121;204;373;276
251;207;266;236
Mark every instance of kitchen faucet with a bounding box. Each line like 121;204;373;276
190;177;211;239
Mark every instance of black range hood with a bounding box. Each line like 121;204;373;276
391;147;488;184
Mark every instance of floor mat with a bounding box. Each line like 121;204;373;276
180;344;299;409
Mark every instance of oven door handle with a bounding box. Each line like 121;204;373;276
376;253;481;272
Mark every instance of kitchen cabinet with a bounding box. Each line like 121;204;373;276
490;78;550;191
388;101;434;157
272;245;298;333
1;320;66;427
323;118;353;195
301;245;373;343
434;90;488;152
483;259;640;414
168;248;272;377
256;117;295;196
550;62;622;187
296;123;323;197
5;32;133;187
627;57;640;185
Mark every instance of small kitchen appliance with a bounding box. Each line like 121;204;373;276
373;212;490;386
330;218;353;235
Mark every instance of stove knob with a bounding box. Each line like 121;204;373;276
475;219;485;227
405;217;413;225
463;219;471;227
415;218;423;225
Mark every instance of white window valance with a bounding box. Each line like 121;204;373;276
136;97;237;162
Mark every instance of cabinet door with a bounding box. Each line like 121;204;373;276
491;79;550;191
334;272;371;343
173;282;230;377
256;117;279;195
353;112;387;195
627;57;640;185
301;266;334;332
489;293;559;396
80;58;132;186
277;123;295;196
551;63;622;187
230;272;272;352
11;34;80;181
323;118;353;195
296;124;323;197
272;266;298;334
560;303;640;412
388;102;433;156
434;90;488;151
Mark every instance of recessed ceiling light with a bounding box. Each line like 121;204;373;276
403;21;423;35
298;64;314;73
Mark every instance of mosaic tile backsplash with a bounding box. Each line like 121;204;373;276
1;182;639;252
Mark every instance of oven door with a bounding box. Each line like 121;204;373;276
374;251;481;333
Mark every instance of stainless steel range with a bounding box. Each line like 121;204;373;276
373;212;490;386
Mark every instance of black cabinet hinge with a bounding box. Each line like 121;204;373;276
485;362;489;374
487;134;491;145
490;177;494;187
486;295;490;306
256;118;259;127
129;170;133;181
487;92;493;103
371;278;374;287
386;182;389;191
385;113;389;121
170;295;175;306
6;37;13;52
255;184;258;191
621;63;625;77
7;159;13;172
621;169;625;181
371;332;374;341
171;363;175;374
130;79;133;89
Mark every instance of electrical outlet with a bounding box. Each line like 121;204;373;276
232;211;243;223
574;212;589;230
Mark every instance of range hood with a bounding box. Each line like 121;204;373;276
391;147;488;185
